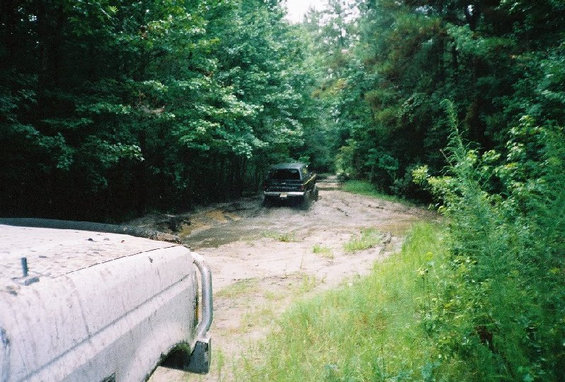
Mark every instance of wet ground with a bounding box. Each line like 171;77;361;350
142;180;437;381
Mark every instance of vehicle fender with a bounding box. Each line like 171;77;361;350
0;246;198;382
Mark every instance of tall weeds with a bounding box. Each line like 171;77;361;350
419;104;565;380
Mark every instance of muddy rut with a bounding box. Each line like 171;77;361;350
142;182;436;381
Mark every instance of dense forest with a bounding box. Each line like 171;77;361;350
1;0;563;220
1;1;563;379
1;0;317;219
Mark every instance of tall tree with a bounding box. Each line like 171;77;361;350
317;0;564;198
0;0;314;219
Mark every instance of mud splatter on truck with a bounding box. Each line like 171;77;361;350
0;221;212;382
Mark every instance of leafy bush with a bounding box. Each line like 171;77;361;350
417;106;565;381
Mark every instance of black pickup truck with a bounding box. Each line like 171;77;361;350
263;163;318;207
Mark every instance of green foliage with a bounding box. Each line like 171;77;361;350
303;0;565;204
420;111;565;380
0;0;317;219
343;180;408;204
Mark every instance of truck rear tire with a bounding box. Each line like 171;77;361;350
300;194;311;210
263;196;274;207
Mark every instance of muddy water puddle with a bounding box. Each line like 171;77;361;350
182;192;431;250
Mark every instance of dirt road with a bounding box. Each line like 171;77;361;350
145;181;436;381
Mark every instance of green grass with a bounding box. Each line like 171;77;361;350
312;244;334;259
291;273;319;294
263;230;299;242
343;228;382;252
342;180;408;204
215;278;259;299
236;223;455;381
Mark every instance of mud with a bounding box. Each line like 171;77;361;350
143;183;437;381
